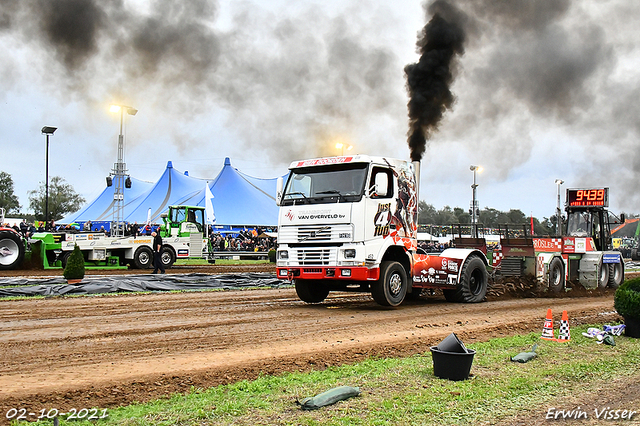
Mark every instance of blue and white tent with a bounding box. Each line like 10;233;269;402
61;158;286;227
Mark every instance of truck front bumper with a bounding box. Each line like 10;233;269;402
277;266;379;281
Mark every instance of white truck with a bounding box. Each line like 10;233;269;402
275;155;489;306
29;205;212;270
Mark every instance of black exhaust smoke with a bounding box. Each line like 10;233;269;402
405;0;467;162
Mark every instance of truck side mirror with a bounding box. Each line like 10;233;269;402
276;177;284;206
373;173;388;197
620;213;626;223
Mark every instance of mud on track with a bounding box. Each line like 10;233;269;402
0;275;622;421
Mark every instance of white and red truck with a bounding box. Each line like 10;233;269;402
275;155;489;306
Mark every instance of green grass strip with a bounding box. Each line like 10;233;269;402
16;324;640;426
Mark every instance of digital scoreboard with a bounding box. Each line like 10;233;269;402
566;188;608;207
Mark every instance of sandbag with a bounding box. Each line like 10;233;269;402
297;386;360;410
511;344;538;363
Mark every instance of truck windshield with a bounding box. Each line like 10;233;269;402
282;163;368;205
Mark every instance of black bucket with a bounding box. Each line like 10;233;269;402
436;332;468;353
430;346;476;381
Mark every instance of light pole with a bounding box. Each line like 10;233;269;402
335;142;353;156
555;179;564;236
109;104;137;237
470;165;483;237
41;126;57;227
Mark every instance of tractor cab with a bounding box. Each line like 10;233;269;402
564;188;621;252
163;205;205;237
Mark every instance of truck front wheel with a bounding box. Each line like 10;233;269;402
371;261;407;307
0;230;24;270
295;279;329;303
133;246;153;269
443;256;488;303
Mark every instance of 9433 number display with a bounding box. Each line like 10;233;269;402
5;407;108;421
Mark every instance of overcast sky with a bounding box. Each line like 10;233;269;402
1;0;639;221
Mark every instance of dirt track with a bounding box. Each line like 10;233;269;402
0;266;625;421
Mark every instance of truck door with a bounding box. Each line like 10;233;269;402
367;167;394;241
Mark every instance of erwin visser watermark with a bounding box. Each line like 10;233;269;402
546;407;637;421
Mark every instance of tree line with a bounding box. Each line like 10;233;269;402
418;201;637;236
420;201;555;236
0;171;85;221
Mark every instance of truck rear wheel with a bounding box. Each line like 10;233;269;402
371;261;407;307
443;256;488;303
597;262;610;289
61;251;73;268
161;247;176;268
295;279;329;303
0;230;24;270
608;262;624;288
548;257;565;293
133;246;153;269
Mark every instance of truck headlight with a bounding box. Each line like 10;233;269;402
343;249;356;259
278;250;288;260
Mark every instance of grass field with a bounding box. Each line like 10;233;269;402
15;324;640;426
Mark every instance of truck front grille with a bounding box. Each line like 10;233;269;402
278;225;353;244
291;248;337;266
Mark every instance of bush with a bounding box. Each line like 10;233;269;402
614;276;640;319
268;249;276;263
63;244;86;280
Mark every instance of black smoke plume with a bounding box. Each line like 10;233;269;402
35;0;107;70
405;0;466;161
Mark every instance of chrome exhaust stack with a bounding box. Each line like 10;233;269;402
412;160;420;202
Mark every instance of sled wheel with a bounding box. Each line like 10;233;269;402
0;230;25;270
295;279;329;303
548;257;565;293
133;246;153;269
371;261;407;307
608;262;624;288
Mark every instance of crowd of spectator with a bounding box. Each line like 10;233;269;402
209;226;277;252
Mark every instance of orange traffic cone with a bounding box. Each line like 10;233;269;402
540;308;555;340
556;310;571;342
